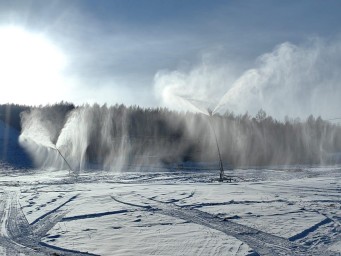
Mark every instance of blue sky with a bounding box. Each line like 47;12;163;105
1;0;341;118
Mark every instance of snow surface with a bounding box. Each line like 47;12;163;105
0;167;340;255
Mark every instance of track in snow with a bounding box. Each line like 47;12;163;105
112;193;335;256
0;191;97;256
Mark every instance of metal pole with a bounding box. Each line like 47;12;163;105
208;114;224;182
55;147;73;175
49;146;73;175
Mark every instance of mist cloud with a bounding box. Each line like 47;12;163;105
154;38;341;120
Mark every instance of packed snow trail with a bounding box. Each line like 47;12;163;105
112;194;335;256
0;192;44;255
0;191;98;256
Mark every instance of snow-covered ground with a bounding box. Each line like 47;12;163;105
0;166;340;255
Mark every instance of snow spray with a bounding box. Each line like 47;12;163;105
19;108;74;173
19;104;203;172
172;94;227;181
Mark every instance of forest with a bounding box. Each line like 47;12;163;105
1;102;341;169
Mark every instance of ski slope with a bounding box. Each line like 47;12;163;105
0;167;340;255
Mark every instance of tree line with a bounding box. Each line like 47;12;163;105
1;102;341;167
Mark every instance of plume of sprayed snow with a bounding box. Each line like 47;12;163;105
20;109;57;148
154;60;236;115
154;39;341;120
19;108;66;169
18;103;341;170
215;39;341;119
55;104;131;171
19;103;200;171
19;105;104;171
19;104;137;172
55;106;91;171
